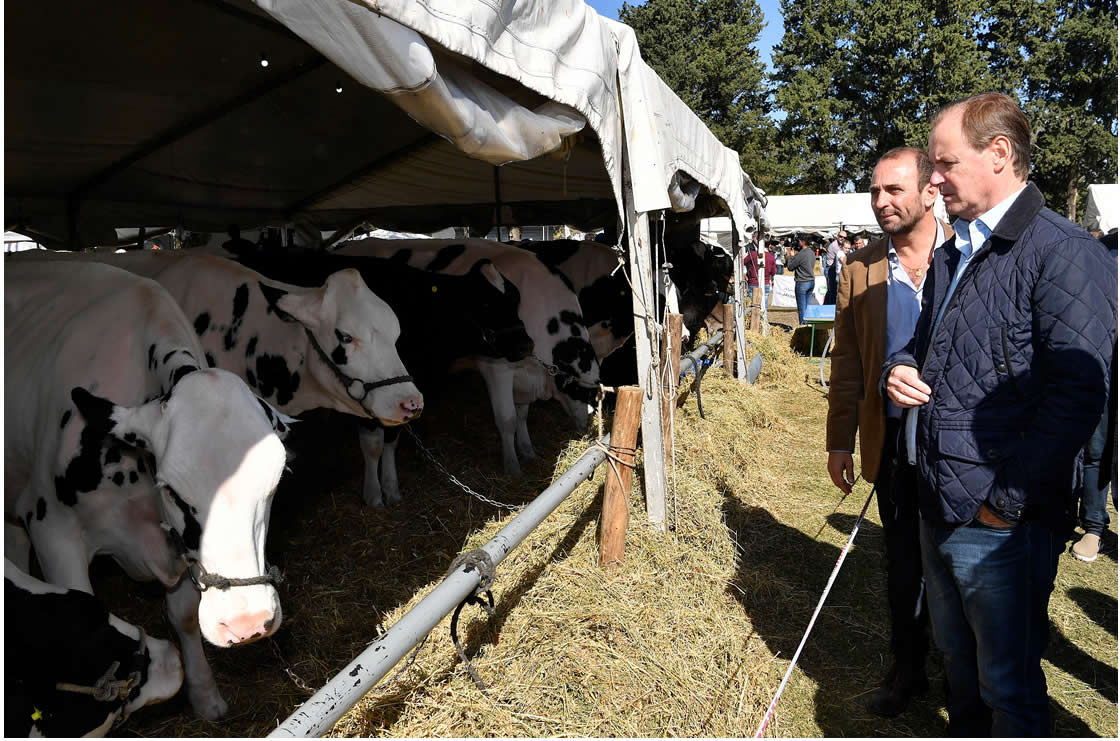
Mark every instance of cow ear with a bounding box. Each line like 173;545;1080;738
256;397;298;440
272;283;327;331
71;387;161;452
259;282;297;323
471;260;506;293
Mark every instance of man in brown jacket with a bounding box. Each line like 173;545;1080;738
826;147;950;717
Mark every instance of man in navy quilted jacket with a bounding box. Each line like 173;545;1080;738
883;92;1117;736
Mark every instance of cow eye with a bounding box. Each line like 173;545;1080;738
339;332;353;344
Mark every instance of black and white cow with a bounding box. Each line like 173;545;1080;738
666;238;735;343
13;250;424;425
338;239;601;475
5;559;183;737
5;261;293;719
226;247;535;505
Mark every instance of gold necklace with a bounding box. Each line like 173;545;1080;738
897;228;938;281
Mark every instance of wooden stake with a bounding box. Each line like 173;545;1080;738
661;313;683;469
723;303;737;378
750;281;763;333
600;385;642;569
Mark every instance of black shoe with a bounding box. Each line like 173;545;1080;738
865;663;929;718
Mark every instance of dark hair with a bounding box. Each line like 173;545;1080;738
933;92;1031;179
879;146;933;189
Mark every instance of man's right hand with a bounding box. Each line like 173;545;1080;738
827;452;856;494
886;365;932;408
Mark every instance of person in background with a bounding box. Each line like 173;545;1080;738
1070;229;1119;562
852;235;866;254
827;146;948;717
788;236;817;325
824;229;847;303
884;92;1116;736
744;241;776;320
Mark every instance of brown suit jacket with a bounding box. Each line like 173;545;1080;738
825;222;947;482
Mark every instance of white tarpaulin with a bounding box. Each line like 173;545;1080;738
1083;183;1120;234
256;0;764;243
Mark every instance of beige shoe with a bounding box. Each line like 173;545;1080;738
1071;533;1101;562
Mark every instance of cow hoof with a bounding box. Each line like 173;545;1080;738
189;686;229;720
384;485;402;506
502;458;522;477
362;492;386;508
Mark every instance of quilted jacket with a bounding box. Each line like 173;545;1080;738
881;183;1117;528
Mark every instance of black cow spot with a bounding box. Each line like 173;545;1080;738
162;350;177;365
59;410;71;429
136;458;146;475
245;336;258;358
103;445;122;465
148;343;157;370
552;337;596;376
35;498;46;521
165;486;202;551
194;312;211;335
331;344;348;365
570;325;580;337
205;352;216;368
254;354;301;407
112;472;125;486
426;244;465;272
56;392;116;506
547;318;560;335
129;470;139;484
246;369;257;388
389;248;411;264
224;283;250;350
170;365;197;388
559;310;583;326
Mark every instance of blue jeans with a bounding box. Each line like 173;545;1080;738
1078;398;1113;536
794;281;814;324
920;517;1067;736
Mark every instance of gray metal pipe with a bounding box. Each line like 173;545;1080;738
678;330;723;380
268;434;611;738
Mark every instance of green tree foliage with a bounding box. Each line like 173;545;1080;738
619;0;783;190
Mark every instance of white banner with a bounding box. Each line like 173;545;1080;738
772;275;829;308
772;275;796;308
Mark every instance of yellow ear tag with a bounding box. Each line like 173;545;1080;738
431;285;438;293
31;708;42;721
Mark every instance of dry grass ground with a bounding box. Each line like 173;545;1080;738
104;309;1116;737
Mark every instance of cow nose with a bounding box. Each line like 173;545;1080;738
215;611;277;646
400;395;424;415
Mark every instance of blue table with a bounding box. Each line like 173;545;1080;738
804;304;836;387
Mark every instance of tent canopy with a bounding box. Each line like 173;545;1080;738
1083;184;1120;234
5;0;764;249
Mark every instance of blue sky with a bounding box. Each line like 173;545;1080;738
585;0;785;71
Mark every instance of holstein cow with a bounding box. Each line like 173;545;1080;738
5;559;183;737
12;250;424;426
666;239;735;344
5;261;293;719
225;247;534;506
338;239;601;474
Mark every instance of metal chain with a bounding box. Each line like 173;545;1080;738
402;426;522;511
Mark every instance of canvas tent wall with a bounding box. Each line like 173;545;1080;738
1083;184;1120;234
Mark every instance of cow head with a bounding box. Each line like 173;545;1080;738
5;562;183;737
258;270;424;426
72;369;288;648
460;260;535;362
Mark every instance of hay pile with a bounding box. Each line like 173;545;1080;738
326;331;815;737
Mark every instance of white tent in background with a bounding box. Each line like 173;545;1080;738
1083;184;1120;234
704;191;949;242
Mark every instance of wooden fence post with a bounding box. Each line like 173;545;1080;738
750;281;763;333
661;313;683;469
599;386;643;569
722;303;737;378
